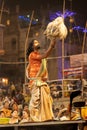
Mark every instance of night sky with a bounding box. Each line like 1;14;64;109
3;0;87;15
0;0;87;27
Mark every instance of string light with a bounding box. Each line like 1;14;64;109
18;15;39;25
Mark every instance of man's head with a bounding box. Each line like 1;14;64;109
33;40;40;50
26;39;41;58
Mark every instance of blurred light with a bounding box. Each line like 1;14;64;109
2;78;8;85
35;32;39;36
27;15;30;18
49;10;76;21
73;26;87;32
83;29;87;33
36;19;38;22
7;20;10;26
69;17;74;23
69;28;73;33
18;15;38;25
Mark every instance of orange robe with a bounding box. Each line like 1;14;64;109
28;51;54;122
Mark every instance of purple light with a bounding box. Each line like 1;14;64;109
49;11;62;21
73;26;87;32
83;29;87;33
49;10;76;21
64;10;76;17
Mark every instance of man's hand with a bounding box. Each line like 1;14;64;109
50;38;56;48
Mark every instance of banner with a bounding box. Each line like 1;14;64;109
70;53;87;67
64;67;82;78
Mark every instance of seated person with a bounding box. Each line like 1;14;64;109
0;101;12;118
9;110;19;124
20;110;30;123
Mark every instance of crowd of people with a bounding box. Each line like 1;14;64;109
0;84;31;124
0;78;86;124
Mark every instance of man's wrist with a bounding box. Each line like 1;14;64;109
51;44;55;48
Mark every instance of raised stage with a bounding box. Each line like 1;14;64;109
0;120;86;130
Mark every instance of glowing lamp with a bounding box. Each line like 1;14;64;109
69;17;74;23
69;28;73;33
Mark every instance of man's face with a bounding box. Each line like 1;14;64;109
33;40;40;50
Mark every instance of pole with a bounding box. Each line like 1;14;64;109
81;21;87;97
0;0;4;24
62;0;65;98
82;21;87;68
81;21;87;75
62;0;65;80
24;10;34;84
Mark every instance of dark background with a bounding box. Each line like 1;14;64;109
3;0;87;15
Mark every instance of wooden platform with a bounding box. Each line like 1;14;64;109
0;120;86;130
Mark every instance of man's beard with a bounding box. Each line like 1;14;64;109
35;45;41;50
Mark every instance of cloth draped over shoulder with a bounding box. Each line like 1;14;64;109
27;53;54;122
